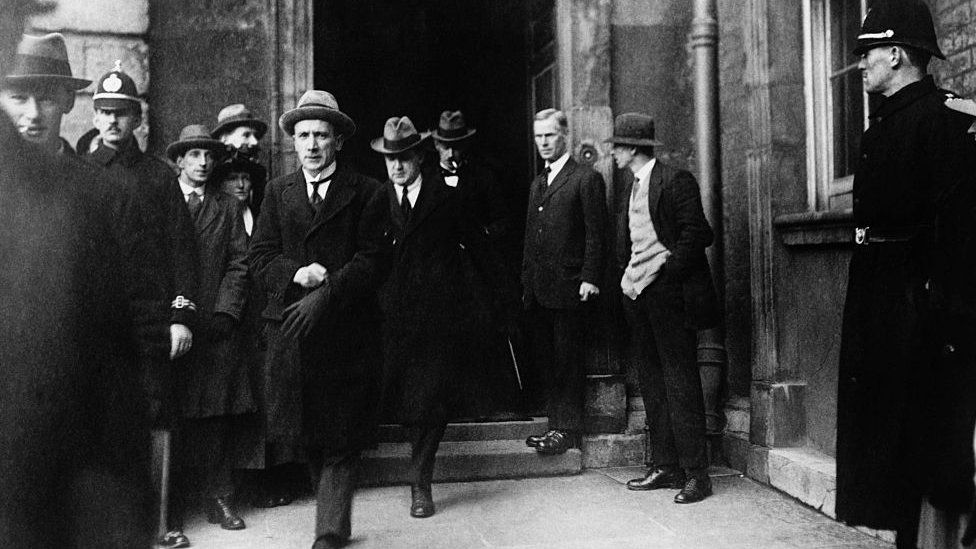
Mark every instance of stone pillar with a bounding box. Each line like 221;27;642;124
555;0;625;434
268;0;314;176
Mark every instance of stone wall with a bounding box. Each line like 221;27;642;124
933;0;976;95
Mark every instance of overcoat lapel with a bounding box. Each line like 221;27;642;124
307;174;355;239
404;178;447;237
194;191;220;235
646;161;665;223
282;172;314;230
538;158;577;205
387;183;406;232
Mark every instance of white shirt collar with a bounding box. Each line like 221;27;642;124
545;151;571;183
303;161;337;185
633;158;656;185
178;179;205;198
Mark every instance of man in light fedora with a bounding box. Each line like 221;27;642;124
249;90;389;549
0;33;90;154
608;112;719;504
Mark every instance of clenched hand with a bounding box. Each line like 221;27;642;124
169;323;192;359
282;282;332;341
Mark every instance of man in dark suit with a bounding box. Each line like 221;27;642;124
164;125;252;537
608;113;720;504
249;90;388;549
522;108;607;455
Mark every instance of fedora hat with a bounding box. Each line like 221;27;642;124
370;116;431;154
604;112;663;147
212;103;268;139
278;90;356;137
3;33;91;89
432;110;476;142
852;0;944;60
166;124;225;161
92;60;140;112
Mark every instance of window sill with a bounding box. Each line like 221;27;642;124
773;209;854;247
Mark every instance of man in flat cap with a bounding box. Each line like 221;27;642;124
836;1;976;546
0;32;90;154
521;108;607;456
374;116;499;519
607;113;720;504
249;90;389;549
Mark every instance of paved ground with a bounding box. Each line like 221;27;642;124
183;467;892;549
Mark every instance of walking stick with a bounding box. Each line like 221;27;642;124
507;337;523;391
152;429;172;539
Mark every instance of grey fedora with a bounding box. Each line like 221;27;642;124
370;116;431;154
3;33;91;89
278;90;356;137
213;103;268;139
166;124;225;161
432;110;476;142
604;112;663;147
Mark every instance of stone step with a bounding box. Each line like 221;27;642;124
375;417;548;443
360;439;582;486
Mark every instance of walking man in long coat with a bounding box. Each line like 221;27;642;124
249;90;388;549
836;2;976;546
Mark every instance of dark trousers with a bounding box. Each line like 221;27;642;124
407;421;448;487
623;285;707;471
529;305;586;432
307;448;360;542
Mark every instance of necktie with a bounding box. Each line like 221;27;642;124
309;179;329;206
187;191;202;219
631;175;641;200
400;188;412;220
539;166;551;194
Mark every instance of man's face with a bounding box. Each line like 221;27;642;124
533;117;567;161
220;125;261;153
293;119;343;174
858;46;897;95
435;139;468;169
93;107;140;148
177;148;214;186
0;83;71;146
220;171;252;203
610;145;636;170
384;149;423;186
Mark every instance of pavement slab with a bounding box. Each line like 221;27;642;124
181;469;892;548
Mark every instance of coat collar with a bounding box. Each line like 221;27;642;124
192;186;221;235
388;171;449;237
871;75;936;121
88;137;142;168
536;157;579;205
308;170;357;236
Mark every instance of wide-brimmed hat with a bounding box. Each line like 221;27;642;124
603;112;663;147
3;33;91;89
211;154;265;183
852;0;944;60
92;60;141;112
278;90;356;137
166;124;225;161
370;116;431;154
213;104;268;139
432;110;476;142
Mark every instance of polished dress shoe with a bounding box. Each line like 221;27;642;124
157;529;190;548
626;466;687;491
206;496;246;530
312;533;346;549
525;429;555;448
535;429;575;455
410;484;435;518
674;475;712;503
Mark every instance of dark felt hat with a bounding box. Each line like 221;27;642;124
211;154;265;183
212;103;268;139
370;116;431;154
166;124;225;161
3;33;91;89
603;112;663;147
92;60;141;112
852;0;944;60
432;110;476;142
278;90;356;137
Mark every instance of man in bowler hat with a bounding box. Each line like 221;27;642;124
249;90;389;549
522;108;607;455
836;1;976;546
608;113;720;504
0;32;90;154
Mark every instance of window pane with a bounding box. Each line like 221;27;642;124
831;68;864;178
829;0;862;72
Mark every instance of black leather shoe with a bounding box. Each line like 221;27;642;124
312;533;346;549
206;496;246;530
410;484;435;518
535;429;575;455
525;430;555;448
674;475;712;503
157;529;190;548
626;466;686;491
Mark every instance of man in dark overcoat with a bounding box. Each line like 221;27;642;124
836;2;976;546
607;113;720;504
374;116;498;519
522;108;607;455
248;90;388;549
164;125;252;536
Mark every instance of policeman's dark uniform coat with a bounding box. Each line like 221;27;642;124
521;155;607;433
837;1;976;531
0;117;153;548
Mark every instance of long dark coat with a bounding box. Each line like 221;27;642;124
84;139;199;426
522;157;607;310
249;167;389;451
836;76;976;530
614;161;721;330
380;173;499;424
0;119;153;548
177;187;252;418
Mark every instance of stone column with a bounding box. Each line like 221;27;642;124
268;0;314;176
